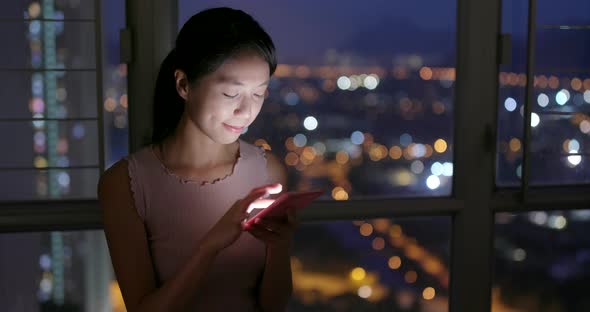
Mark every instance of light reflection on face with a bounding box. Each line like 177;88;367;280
185;51;270;144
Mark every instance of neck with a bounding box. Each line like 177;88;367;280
158;114;238;170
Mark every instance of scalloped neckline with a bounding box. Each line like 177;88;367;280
149;140;243;186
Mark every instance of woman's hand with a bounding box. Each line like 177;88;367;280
245;207;299;250
200;183;282;253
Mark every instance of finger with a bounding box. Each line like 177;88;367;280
266;183;283;195
239;189;270;212
247;226;280;243
254;219;288;235
248;199;275;211
250;183;282;195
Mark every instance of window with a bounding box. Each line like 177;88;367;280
492;0;590;310
0;0;126;309
496;0;590;186
2;1;587;311
0;0;128;201
0;230;121;311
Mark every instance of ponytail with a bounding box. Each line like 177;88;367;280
152;49;185;144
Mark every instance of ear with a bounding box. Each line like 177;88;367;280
174;69;189;101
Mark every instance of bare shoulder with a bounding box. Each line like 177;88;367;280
97;157;157;309
97;159;129;198
264;150;288;188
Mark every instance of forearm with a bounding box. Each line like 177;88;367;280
259;246;293;312
134;244;219;312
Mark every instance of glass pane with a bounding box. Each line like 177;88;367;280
0;168;98;200
289;217;451;311
101;0;129;167
493;210;590;311
0;0;95;20
0;21;96;70
0;70;97;119
496;0;590;187
0;120;98;168
0;230;122;311
179;1;456;198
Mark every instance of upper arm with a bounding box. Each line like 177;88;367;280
98;160;157;310
265;151;288;189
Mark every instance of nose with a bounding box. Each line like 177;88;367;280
234;97;252;119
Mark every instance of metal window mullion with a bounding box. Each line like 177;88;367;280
0;197;462;231
0;117;98;122
299;198;463;221
0;165;99;170
450;0;501;310
0;18;95;22
94;0;105;174
0;200;102;233
0;68;96;72
521;0;537;203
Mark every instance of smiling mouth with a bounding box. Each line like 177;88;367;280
223;123;245;133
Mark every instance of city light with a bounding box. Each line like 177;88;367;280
359;223;374;236
411;160;424;174
422;287;436;300
313;142;327;155
504;97;517;112
358;285;372;298
548;215;567;230
431;162;443;176
285;92;299;106
537;93;549;107
351;267;367;281
303;116;318;131
434;139;447;153
530;113;540;127
567;140;580;154
389;146;402;159
400;133;412;147
442;162;453;176
293;133;307;147
512;248;526;261
529;211;548;225
555;89;570;105
337;76;351;90
351;131;365;145
364;74;379;90
388;256;402;269
426;175;440;190
567;153;582;167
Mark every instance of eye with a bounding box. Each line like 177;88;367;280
223;93;238;99
254;93;264;98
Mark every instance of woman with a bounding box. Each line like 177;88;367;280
98;7;296;311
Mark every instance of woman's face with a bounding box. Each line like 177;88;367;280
183;51;270;144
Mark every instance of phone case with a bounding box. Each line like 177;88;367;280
244;190;324;228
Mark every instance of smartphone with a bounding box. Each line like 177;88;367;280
243;190;324;229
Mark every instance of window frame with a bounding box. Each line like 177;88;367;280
1;1;589;312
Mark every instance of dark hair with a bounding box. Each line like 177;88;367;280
151;7;277;144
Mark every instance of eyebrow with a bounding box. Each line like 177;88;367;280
219;76;269;87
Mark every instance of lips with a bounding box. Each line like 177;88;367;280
223;123;245;133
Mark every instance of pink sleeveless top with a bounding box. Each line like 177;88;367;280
124;139;269;311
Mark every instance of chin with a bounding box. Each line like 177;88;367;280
214;133;240;145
